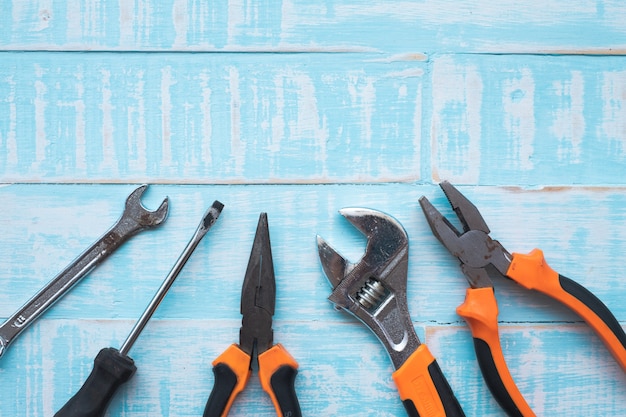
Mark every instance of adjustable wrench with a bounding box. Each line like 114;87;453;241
317;208;465;416
0;185;169;359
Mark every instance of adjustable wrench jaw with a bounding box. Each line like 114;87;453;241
317;208;420;369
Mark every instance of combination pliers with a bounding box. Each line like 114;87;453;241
419;181;626;417
317;207;465;417
203;213;301;417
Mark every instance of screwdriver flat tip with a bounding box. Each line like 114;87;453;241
204;200;224;229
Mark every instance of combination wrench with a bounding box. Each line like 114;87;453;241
0;185;169;359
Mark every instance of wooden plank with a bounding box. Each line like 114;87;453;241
2;182;626;417
3;2;626;416
2;1;626;53
430;54;626;185
2;183;626;322
0;52;424;183
4;53;626;186
1;319;624;416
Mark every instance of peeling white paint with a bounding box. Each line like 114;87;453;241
347;74;375;151
172;0;188;48
431;57;482;183
199;71;213;167
74;70;86;171
291;71;329;171
99;69;116;172
160;66;175;167
271;74;286;156
33;64;47;168
552;71;584;163
502;68;535;171
128;70;147;172
600;70;626;157
412;82;422;180
118;0;133;45
229;66;243;175
5;75;18;169
35;0;53;32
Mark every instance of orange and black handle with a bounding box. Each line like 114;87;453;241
204;343;301;417
456;287;535;417
204;344;252;417
507;249;626;372
392;344;465;417
258;344;301;417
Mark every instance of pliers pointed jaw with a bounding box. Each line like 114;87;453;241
240;213;275;356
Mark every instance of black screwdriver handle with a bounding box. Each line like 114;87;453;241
55;348;136;417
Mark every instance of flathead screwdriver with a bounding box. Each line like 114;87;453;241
55;200;224;417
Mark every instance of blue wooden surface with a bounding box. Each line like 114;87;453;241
1;2;626;416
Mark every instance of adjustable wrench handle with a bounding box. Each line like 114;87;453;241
393;345;465;417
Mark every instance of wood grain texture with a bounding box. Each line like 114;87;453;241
429;54;626;185
0;52;424;183
1;184;625;416
2;0;626;53
2;0;626;416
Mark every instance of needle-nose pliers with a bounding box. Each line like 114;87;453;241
317;208;465;417
419;181;626;417
203;213;301;417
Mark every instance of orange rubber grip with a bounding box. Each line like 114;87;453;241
457;287;535;417
258;344;301;417
207;344;251;417
392;344;465;417
507;249;626;372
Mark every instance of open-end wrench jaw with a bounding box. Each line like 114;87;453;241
124;184;169;227
0;185;170;360
318;208;420;369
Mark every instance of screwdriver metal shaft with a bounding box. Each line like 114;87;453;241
55;200;224;417
120;200;224;356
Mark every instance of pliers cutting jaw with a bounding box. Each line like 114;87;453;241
419;181;626;417
419;181;512;288
317;208;418;369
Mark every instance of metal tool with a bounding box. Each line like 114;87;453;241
55;200;223;417
317;208;465;417
419;181;626;417
0;185;169;359
204;213;301;417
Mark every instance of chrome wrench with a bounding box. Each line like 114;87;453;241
0;185;169;359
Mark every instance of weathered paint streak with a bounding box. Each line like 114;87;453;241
2;1;626;416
